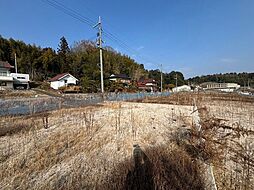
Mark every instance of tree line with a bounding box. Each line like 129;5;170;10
1;35;252;91
188;72;254;87
0;35;185;92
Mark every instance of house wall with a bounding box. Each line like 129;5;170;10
204;83;240;90
6;81;13;88
64;76;77;85
50;75;78;90
0;81;13;90
0;68;14;90
110;78;131;84
0;68;11;76
50;81;62;90
227;83;240;89
172;85;191;92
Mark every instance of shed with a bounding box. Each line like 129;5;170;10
49;73;78;90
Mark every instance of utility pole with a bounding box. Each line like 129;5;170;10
160;64;163;93
175;73;178;91
14;53;17;73
94;16;104;93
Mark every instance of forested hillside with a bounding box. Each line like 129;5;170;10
0;36;147;91
0;35;185;92
188;73;254;87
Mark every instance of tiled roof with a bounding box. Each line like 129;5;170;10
0;61;14;69
48;73;69;82
109;74;131;80
138;78;156;83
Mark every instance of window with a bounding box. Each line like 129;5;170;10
17;77;26;79
0;71;7;76
64;79;67;83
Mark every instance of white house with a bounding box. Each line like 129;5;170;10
172;85;191;93
49;73;78;90
0;61;14;90
200;82;240;92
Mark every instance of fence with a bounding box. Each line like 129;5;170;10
0;91;170;116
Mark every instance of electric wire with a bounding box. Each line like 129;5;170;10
42;0;162;69
42;0;95;26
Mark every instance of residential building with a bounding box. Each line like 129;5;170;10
108;74;131;84
172;85;191;92
200;82;240;92
49;73;78;90
0;61;14;89
137;78;158;92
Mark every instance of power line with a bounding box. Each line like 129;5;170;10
42;0;162;70
78;0;143;53
103;31;162;69
42;0;95;27
42;0;132;54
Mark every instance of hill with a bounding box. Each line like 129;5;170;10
188;72;254;87
0;36;147;92
0;35;185;92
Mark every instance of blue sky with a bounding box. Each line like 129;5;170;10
0;0;253;78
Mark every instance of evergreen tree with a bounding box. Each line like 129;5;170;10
57;36;70;54
57;36;70;73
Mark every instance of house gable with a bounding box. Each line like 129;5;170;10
49;73;78;90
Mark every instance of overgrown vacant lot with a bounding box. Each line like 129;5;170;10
0;102;204;189
141;92;254;189
0;92;253;189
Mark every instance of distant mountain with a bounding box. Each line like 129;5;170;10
188;72;254;87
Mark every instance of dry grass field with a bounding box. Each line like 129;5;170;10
142;92;254;190
0;92;253;189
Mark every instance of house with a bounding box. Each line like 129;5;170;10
108;74;131;84
10;73;30;89
137;78;158;92
49;73;78;90
172;85;191;92
200;82;240;92
0;61;14;90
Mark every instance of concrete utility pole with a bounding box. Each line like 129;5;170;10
175;73;178;91
14;53;17;73
94;16;104;93
160;64;163;93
